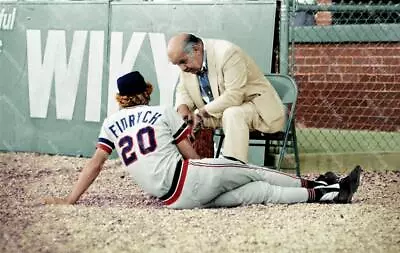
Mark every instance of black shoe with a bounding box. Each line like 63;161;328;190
335;165;363;204
315;171;340;185
315;183;340;202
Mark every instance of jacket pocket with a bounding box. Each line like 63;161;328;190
251;92;285;131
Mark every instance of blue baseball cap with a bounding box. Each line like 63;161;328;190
117;71;147;96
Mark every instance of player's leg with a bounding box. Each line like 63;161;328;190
177;158;310;207
205;181;308;207
205;165;362;207
243;163;330;188
201;157;326;188
204;181;338;207
165;159;225;209
189;157;327;191
167;158;269;209
165;158;356;209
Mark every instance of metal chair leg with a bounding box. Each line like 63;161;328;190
291;121;301;176
263;139;275;168
215;134;224;158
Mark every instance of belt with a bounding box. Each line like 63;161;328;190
159;159;189;205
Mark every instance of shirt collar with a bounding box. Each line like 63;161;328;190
201;47;207;73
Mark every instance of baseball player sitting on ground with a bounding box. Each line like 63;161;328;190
42;71;362;209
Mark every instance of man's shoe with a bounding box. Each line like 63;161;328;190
335;165;363;204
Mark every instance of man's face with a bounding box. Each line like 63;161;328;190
170;44;203;74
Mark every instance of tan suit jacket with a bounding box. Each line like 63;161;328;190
175;39;285;132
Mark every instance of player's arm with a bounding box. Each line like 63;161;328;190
42;148;109;205
173;124;200;159
176;138;200;160
167;106;201;159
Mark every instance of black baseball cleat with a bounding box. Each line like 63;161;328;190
315;183;340;202
334;165;363;204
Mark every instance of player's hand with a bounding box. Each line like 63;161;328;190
192;112;203;136
183;113;195;125
177;104;193;123
41;197;71;205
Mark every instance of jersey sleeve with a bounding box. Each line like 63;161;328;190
96;122;115;154
164;107;191;144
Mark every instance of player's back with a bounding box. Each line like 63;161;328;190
98;105;185;198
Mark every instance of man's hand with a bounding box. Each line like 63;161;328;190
177;104;193;123
41;197;71;205
197;108;211;118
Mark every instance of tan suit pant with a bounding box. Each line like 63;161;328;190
203;102;284;163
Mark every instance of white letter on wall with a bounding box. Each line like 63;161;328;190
27;30;87;120
54;30;87;120
27;29;59;118
107;32;146;116
148;33;180;106
85;31;104;122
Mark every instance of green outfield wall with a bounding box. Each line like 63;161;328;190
0;0;276;164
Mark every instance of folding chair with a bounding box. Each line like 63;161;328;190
214;74;300;176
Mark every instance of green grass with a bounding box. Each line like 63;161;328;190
247;128;400;173
281;151;399;174
296;128;400;153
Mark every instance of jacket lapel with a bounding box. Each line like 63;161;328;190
185;74;204;108
204;40;220;99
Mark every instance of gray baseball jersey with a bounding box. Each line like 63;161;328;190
97;105;191;198
97;105;314;209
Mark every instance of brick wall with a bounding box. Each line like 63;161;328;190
293;43;400;131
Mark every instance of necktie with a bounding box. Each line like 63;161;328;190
198;72;214;104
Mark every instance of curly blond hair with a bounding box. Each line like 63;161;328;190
115;83;154;108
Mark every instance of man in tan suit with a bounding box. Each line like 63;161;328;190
167;33;285;163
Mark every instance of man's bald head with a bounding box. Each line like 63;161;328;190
167;33;188;60
167;33;204;74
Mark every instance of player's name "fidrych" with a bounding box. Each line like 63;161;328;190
108;110;162;138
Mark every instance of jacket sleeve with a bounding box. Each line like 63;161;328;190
204;49;247;117
174;73;196;111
